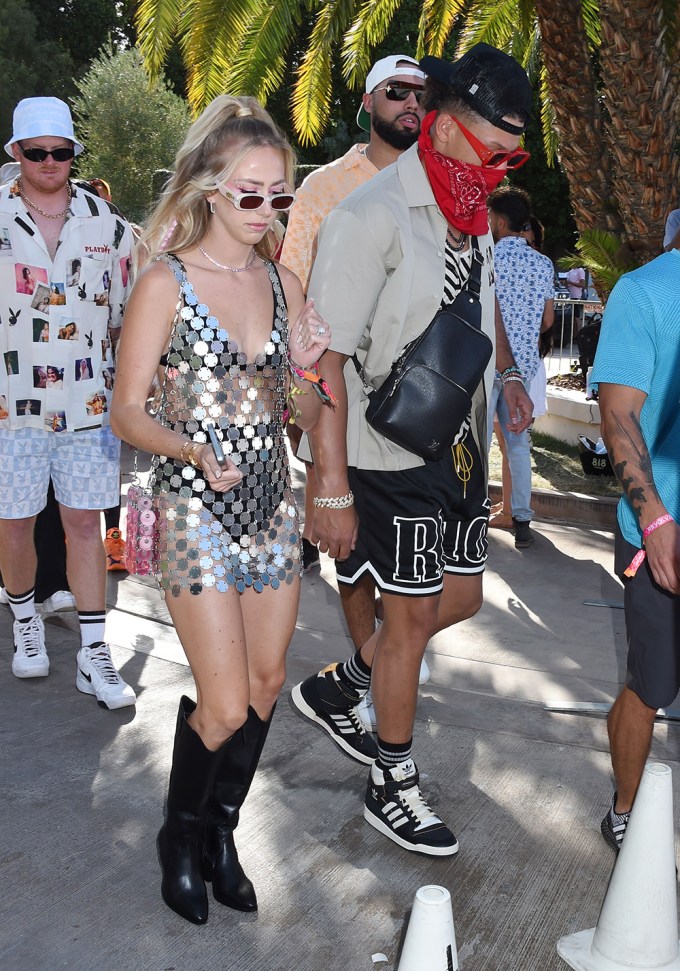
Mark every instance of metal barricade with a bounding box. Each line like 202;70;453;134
546;299;603;381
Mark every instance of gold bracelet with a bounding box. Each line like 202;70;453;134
179;440;192;464
186;443;202;468
313;491;354;509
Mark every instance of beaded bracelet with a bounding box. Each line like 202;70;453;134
624;513;674;577
501;374;525;386
500;366;522;379
313;491;355;510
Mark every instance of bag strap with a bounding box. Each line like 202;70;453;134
352;234;484;389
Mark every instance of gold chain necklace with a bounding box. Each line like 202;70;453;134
198;244;257;272
19;180;72;220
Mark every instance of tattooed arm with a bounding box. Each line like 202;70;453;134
599;383;680;593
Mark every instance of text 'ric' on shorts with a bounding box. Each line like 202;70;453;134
336;438;489;597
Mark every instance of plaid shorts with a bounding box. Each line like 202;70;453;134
0;426;120;519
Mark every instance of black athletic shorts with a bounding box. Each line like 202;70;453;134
615;525;680;709
336;435;489;597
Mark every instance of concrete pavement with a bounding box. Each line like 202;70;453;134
1;446;679;971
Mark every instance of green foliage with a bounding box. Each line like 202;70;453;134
556;229;637;298
0;0;74;150
73;47;191;223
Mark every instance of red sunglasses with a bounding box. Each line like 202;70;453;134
452;116;530;170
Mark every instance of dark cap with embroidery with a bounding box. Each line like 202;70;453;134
420;43;532;135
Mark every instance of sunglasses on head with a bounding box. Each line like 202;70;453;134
219;185;296;212
19;144;75;163
372;82;425;104
452;116;530;170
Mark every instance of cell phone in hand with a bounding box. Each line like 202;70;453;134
207;424;226;466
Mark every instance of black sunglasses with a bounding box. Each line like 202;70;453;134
19;144;75;163
372;82;425;104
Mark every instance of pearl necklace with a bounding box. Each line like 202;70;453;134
19;180;72;220
198;244;257;272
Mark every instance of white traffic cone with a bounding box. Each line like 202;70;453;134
557;761;680;970
397;885;458;971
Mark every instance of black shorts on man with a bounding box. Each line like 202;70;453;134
336;435;489;596
615;526;680;709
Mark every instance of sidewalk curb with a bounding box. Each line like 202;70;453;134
489;480;618;529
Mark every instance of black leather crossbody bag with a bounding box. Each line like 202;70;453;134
354;238;492;461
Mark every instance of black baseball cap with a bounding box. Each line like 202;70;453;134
420;43;532;135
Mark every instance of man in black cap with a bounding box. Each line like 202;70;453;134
291;44;533;856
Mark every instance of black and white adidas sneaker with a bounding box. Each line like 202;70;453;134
290;663;378;764
364;759;458;856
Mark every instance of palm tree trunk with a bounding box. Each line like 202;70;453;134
598;0;679;246
535;0;622;236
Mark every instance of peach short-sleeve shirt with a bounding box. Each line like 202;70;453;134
280;144;377;292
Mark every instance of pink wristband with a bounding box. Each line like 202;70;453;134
642;513;673;538
624;514;674;578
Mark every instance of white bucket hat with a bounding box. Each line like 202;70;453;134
356;55;425;131
4;97;84;158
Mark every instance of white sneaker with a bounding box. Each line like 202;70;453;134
76;643;136;710
40;590;77;614
419;656;431;685
0;587;8;605
12;615;50;678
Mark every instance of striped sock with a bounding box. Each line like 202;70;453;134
78;610;106;648
7;588;37;623
376;736;413;771
336;649;372;692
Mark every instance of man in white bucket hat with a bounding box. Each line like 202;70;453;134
0;96;136;709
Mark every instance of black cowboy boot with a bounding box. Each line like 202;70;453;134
203;704;275;912
158;696;226;925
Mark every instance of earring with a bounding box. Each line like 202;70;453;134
208;200;216;214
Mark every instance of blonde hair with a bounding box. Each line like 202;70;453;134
139;95;295;267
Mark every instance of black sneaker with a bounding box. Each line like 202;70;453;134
364;759;458;857
513;518;534;549
601;792;630;852
290;663;378;764
302;538;320;573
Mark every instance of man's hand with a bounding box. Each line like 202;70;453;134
501;382;533;434
311;506;358;562
644;520;680;594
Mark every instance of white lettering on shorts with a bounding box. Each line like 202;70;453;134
393;514;444;584
446;515;488;567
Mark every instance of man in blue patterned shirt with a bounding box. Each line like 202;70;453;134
487;186;554;547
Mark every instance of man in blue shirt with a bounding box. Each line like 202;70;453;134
592;248;680;852
487;186;554;547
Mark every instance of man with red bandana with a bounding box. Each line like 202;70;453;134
291;44;533;856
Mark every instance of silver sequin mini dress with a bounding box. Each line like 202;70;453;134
150;253;301;597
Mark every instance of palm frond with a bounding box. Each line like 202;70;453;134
228;0;302;102
293;0;357;144
135;0;184;81
457;0;529;54
580;0;601;48
180;0;265;112
539;66;559;165
342;0;403;87
419;0;467;58
557;229;634;295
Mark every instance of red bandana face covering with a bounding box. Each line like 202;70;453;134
418;111;507;235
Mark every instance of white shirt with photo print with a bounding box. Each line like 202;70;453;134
0;180;133;433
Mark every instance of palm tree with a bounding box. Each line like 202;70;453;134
136;0;679;251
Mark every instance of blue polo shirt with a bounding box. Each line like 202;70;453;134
592;250;680;547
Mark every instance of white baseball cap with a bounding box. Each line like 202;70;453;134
357;55;425;131
5;97;84;158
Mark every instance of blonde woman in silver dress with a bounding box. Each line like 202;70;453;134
111;96;331;925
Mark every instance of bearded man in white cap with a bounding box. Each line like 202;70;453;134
281;56;428;683
0;96;136;708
